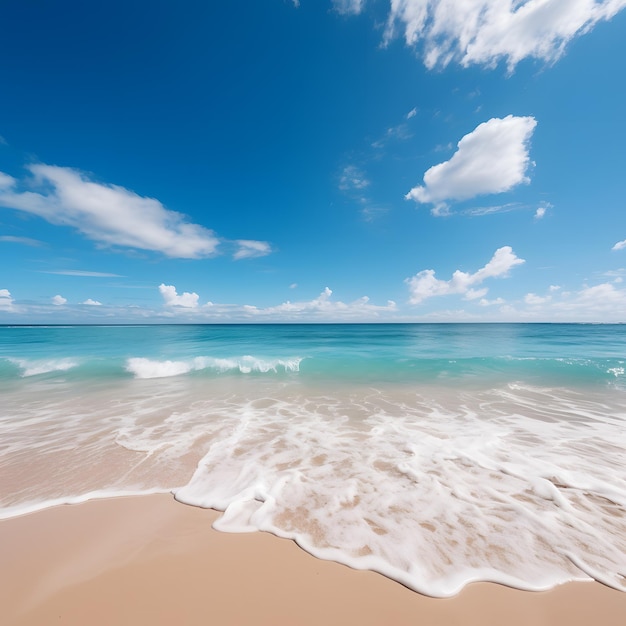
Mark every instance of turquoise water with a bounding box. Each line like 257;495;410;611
1;323;625;596
1;323;625;385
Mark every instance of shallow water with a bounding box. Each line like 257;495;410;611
1;323;625;596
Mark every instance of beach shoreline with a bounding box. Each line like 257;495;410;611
2;493;625;626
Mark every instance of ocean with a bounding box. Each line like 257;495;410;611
1;323;625;596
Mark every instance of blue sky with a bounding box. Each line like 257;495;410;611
1;0;626;323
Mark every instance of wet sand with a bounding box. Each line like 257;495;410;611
1;493;625;626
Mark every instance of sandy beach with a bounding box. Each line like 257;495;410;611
1;494;624;626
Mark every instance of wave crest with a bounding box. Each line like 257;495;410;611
10;358;80;377
125;355;302;379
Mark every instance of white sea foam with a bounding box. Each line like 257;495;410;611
10;357;79;377
1;375;625;597
125;355;302;379
0;488;170;521
126;357;193;378
168;383;626;596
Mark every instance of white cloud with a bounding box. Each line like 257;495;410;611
333;0;365;15
245;287;398;320
406;116;537;214
612;239;626;251
382;0;626;71
0;165;220;259
339;165;370;191
233;239;272;260
0;172;15;189
82;299;102;306
52;295;67;306
0;235;43;247
407;107;418;119
289;283;298;289
0;289;14;311
43;270;123;277
513;281;626;321
465;287;489;300
534;206;546;219
464;202;522;217
406;246;525;304
479;297;505;307
159;284;200;308
372;123;412;149
338;164;389;221
524;292;551;305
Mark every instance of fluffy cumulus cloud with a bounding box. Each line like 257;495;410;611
82;299;102;306
233;240;272;260
52;294;67;306
612;239;626;251
406;246;525;304
0;288;14;311
159;284;200;308
0;165;220;259
406;115;537;215
381;0;626;70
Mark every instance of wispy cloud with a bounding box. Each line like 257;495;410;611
463;202;523;217
0;165;221;259
233;239;272;260
42;270;124;277
371;123;413;149
381;0;626;71
339;165;370;192
612;239;626;251
332;0;365;16
406;246;525;304
406;115;537;215
0;172;15;188
0;235;43;247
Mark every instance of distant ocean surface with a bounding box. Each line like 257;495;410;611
1;323;625;596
